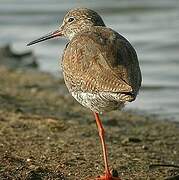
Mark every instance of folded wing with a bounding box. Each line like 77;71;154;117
62;27;141;98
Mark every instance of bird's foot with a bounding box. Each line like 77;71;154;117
88;170;122;180
94;175;121;180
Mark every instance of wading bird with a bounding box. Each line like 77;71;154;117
27;8;142;180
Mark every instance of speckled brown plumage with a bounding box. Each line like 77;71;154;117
61;14;141;112
62;26;141;93
27;7;142;180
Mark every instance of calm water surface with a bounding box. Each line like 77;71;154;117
0;0;179;120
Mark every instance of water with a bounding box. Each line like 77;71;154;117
0;0;179;120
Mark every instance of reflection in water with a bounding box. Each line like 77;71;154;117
0;0;179;120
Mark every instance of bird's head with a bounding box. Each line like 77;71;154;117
60;8;105;40
27;8;105;46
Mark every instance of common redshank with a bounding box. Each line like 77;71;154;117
27;8;142;180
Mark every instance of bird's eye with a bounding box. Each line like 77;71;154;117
68;17;75;23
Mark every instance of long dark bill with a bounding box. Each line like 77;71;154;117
27;30;62;46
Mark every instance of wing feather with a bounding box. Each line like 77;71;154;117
62;27;141;95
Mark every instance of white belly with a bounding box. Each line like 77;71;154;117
71;91;125;113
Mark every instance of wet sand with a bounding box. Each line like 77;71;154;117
0;66;178;180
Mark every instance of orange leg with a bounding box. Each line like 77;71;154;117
93;112;121;180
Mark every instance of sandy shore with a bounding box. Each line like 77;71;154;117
0;66;178;180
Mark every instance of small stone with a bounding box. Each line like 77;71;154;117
122;137;141;144
111;169;119;177
26;158;31;162
142;145;148;150
47;136;50;140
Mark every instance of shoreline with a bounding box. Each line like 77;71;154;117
0;66;178;179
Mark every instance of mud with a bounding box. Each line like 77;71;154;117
0;66;178;180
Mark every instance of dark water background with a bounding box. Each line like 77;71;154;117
0;0;179;120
